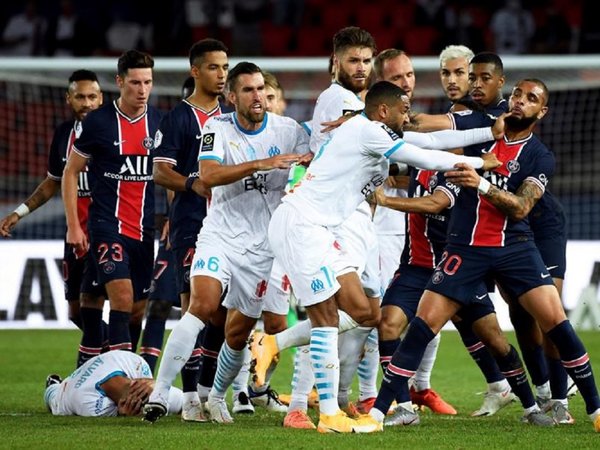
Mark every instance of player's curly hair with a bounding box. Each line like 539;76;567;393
333;26;376;55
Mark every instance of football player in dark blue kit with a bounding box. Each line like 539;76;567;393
63;50;161;361
0;70;107;361
413;51;570;418
146;39;229;422
369;78;600;433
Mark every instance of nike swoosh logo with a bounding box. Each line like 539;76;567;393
62;157;68;162
258;335;265;346
91;281;99;287
196;135;202;140
475;294;487;300
143;287;151;293
546;265;558;271
113;140;126;146
541;273;551;279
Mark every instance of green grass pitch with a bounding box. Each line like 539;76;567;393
1;329;599;449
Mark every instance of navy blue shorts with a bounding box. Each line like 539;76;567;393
426;241;555;305
535;235;566;279
173;245;195;296
89;230;154;302
382;264;432;322
62;242;85;301
149;240;180;306
65;243;105;299
454;287;496;325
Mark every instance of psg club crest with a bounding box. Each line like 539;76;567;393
506;160;520;173
431;270;444;284
428;174;438;189
142;136;154;150
103;261;116;274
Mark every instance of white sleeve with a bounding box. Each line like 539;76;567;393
403;128;493;151
389;142;484;171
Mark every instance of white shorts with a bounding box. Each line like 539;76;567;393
333;209;381;298
262;257;292;315
378;233;405;293
269;203;341;308
191;233;273;319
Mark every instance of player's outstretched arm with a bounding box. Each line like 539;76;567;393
372;186;451;214
404;112;453;132
391;142;501;172
0;177;61;238
445;162;544;221
200;154;301;188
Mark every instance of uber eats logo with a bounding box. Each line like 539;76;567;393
119;156;150;175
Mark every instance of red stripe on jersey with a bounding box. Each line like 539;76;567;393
116;113;150;241
190;102;221;128
471;141;525;247
407;170;435;268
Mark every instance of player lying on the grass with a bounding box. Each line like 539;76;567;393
44;350;184;417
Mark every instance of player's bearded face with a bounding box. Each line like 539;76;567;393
336;48;372;94
234;74;266;124
505;111;537;131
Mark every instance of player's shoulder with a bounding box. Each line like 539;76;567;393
54;119;76;135
147;104;164;121
205;112;234;128
317;83;362;110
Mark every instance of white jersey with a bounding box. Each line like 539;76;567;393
309;82;364;154
47;351;152;417
198;112;310;254
284;115;489;227
373;185;407;235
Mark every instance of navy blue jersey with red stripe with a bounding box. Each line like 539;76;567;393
400;168;459;269
73;101;162;242
153;100;219;249
47;119;92;243
529;188;566;238
448;133;555;247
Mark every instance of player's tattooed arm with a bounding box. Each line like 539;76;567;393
484;180;543;221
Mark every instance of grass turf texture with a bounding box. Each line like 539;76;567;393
1;329;599;449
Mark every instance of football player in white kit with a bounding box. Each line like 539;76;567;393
253;80;502;433
44;351;183;417
143;62;310;424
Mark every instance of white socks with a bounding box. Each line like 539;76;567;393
151;312;205;403
413;332;441;391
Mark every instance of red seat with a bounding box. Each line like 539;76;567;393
261;23;293;56
403;26;438;55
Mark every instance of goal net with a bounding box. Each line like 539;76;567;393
0;55;599;327
1;55;599;240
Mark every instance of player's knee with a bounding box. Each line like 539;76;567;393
378;311;406;340
263;314;287;334
147;299;172;321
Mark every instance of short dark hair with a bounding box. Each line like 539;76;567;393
226;61;262;93
189;38;228;66
365;81;407;112
374;48;408;79
333;26;376;55
117;50;154;77
470;52;504;75
68;69;99;84
182;76;195;98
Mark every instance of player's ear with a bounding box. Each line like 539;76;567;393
227;89;236;105
537;105;548;120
